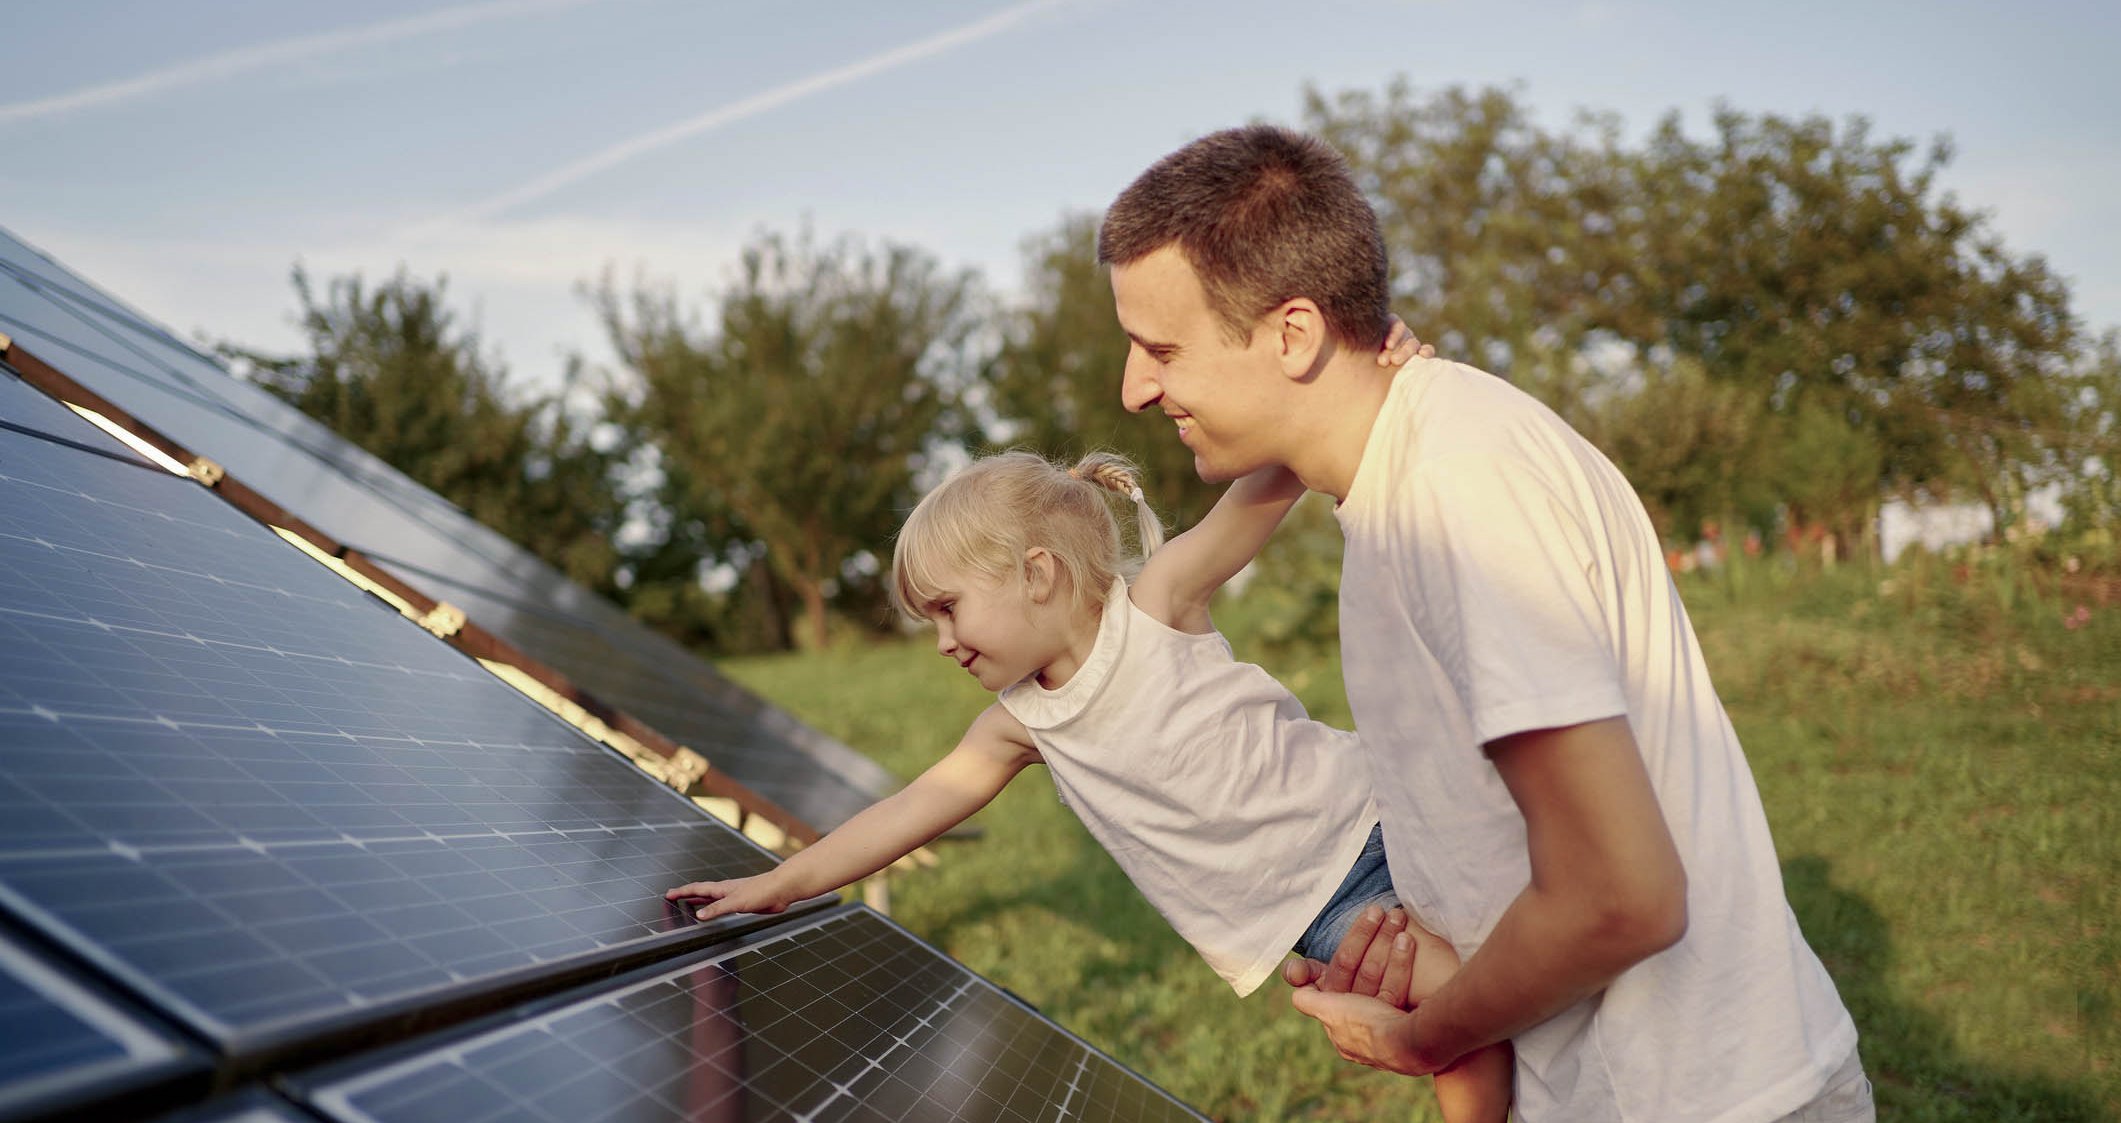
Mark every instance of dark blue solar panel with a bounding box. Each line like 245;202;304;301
0;426;786;1055
146;1088;318;1123
0;365;155;469
0;226;897;834
304;907;1207;1123
0;929;203;1122
0;234;1204;1123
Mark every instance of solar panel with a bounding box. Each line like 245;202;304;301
367;555;892;830
0;234;1208;1123
304;907;1208;1123
146;1088;317;1123
0;420;791;1057
0;927;204;1122
0;226;899;834
0;362;155;470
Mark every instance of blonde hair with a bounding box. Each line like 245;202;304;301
891;450;1164;624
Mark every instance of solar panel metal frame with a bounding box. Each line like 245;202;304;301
0;923;209;1123
0;231;900;837
142;1087;319;1123
292;904;1211;1123
0;405;837;1077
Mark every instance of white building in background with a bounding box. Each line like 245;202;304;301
1877;485;2068;563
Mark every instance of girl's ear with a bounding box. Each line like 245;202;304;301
1023;547;1058;604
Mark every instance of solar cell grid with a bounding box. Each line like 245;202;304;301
0;234;1209;1123
0;430;783;1051
0;929;202;1121
307;908;1207;1123
0;243;536;591
357;556;896;834
2;227;900;835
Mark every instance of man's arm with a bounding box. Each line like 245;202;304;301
1292;715;1687;1075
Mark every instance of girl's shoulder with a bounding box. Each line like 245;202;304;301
966;701;1041;762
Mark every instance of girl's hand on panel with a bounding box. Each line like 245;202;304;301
664;874;792;922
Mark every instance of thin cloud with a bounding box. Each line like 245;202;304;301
0;0;603;126
412;0;1071;235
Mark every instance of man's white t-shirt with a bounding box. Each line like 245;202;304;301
1334;358;1858;1123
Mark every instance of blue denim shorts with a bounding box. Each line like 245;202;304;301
1293;822;1399;962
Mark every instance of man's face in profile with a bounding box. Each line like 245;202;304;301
1110;245;1282;482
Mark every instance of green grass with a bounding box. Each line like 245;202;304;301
721;556;2119;1121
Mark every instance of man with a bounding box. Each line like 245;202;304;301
1099;124;1871;1122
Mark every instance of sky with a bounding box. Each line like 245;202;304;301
5;0;2118;391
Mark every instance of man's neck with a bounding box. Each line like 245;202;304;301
1281;352;1405;502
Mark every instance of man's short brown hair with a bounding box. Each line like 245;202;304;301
1099;124;1389;349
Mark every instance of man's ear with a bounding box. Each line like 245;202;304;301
1023;547;1058;604
1275;298;1330;378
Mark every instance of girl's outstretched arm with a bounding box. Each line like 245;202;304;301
1131;466;1310;634
666;704;1040;920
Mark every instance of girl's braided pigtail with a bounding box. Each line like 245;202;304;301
1069;452;1165;555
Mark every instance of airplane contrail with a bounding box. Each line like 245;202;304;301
414;0;1070;234
0;0;604;127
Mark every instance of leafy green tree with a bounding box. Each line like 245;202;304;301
1574;357;1777;540
980;213;1222;531
1620;109;2080;526
597;229;978;650
2054;330;2121;542
1305;81;1628;375
1308;83;2089;552
1763;399;1888;553
1224;493;1347;664
613;452;801;654
226;267;624;591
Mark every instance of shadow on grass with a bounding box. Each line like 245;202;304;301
1785;855;2113;1122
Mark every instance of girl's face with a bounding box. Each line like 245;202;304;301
922;562;1066;692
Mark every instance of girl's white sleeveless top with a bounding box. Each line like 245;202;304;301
998;579;1378;995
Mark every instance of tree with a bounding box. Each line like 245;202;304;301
1308;83;2090;552
1574;357;1777;540
2053;330;2121;540
613;450;803;654
226;267;624;592
598;229;978;650
1619;109;2081;527
1305;81;1629;376
981;213;1222;531
1763;400;1888;554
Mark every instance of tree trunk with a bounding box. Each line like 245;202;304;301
744;556;792;652
799;578;829;651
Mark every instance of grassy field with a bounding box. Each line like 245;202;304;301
721;553;2119;1121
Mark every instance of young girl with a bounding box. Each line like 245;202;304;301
666;382;1511;1123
